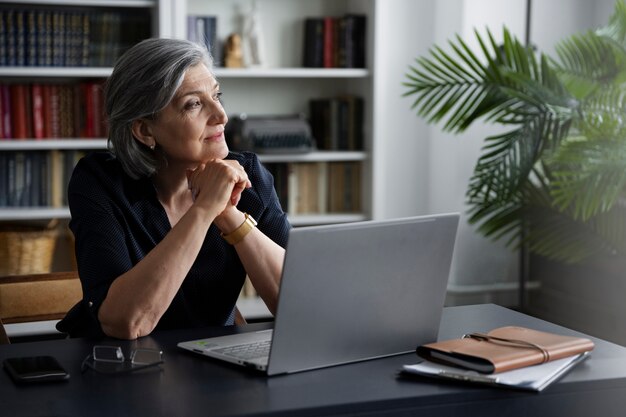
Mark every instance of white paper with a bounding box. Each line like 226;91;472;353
402;352;589;392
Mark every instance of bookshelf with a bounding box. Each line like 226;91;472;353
0;0;160;225
0;0;376;226
184;0;375;225
0;0;377;319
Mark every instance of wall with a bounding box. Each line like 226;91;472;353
370;0;436;219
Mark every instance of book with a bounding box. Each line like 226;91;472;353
188;15;219;63
0;10;7;66
416;326;595;374
0;84;10;139
401;351;590;392
10;84;28;139
323;17;335;68
31;83;44;139
303;17;324;67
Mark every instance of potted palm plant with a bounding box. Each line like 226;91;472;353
403;0;626;341
404;1;626;264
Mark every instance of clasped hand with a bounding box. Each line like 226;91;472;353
186;159;251;215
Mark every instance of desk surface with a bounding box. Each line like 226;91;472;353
1;304;626;417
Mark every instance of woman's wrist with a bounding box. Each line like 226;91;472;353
214;208;246;235
221;213;257;245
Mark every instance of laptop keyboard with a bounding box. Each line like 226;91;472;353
214;340;271;360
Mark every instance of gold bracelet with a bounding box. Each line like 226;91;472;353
221;213;257;245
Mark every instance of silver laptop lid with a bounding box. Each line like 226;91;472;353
266;213;459;375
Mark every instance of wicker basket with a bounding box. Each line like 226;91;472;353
0;226;59;276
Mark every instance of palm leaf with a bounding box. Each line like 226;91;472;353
550;137;626;220
404;0;626;263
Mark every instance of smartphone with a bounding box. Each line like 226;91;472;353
3;356;70;384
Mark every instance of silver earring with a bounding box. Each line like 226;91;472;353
150;144;155;150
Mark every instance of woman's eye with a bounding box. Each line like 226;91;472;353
185;100;201;110
214;92;223;102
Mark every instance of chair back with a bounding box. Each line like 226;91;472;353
0;271;82;325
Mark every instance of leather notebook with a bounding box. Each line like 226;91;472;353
416;326;595;374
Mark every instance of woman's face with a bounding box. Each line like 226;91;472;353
150;63;229;167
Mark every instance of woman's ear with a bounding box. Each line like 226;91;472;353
131;119;156;148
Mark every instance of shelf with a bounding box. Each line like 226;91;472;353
0;67;369;79
5;0;156;7
214;68;369;79
0;67;113;78
0;207;367;224
258;151;367;163
0;142;365;162
0;208;70;221
0;139;107;151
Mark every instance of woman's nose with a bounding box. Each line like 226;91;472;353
206;100;227;124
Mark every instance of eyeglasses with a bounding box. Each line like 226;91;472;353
81;345;164;375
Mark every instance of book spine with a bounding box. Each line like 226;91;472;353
25;9;37;66
323;17;335;68
0;153;6;206
10;84;28;139
6;9;16;66
303;18;324;68
0;10;7;66
42;84;51;138
31;83;44;139
81;12;89;67
0;84;11;138
49;149;62;207
15;9;26;66
204;16;218;64
6;152;16;205
43;11;53;66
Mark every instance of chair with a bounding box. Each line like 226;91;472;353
0;271;82;343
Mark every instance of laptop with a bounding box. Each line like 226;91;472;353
178;213;459;376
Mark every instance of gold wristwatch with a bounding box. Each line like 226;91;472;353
221;213;257;245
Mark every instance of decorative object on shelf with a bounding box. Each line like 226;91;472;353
225;113;315;154
223;33;244;68
241;0;265;67
0;222;59;275
403;0;626;265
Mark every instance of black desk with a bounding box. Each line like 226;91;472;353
1;304;626;417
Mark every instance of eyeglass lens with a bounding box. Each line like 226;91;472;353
130;349;163;365
93;346;125;363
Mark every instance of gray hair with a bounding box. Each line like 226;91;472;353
105;38;214;179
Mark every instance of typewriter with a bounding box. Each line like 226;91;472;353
225;113;315;153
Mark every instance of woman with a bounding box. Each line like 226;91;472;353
58;38;290;340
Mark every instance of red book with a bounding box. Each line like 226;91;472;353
82;82;100;138
42;84;53;138
323;17;335;68
91;82;103;138
48;84;61;138
31;83;45;139
10;84;28;139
